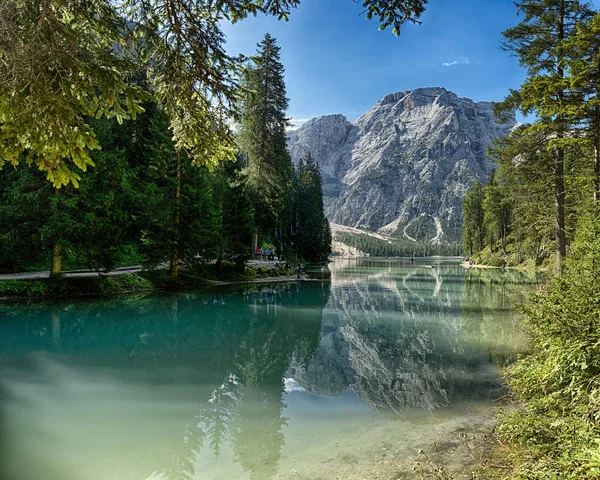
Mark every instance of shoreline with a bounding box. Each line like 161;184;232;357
0;271;318;303
210;274;313;285
461;261;548;272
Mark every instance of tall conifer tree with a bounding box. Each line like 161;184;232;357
497;0;593;272
239;34;294;250
566;13;600;201
462;180;485;256
293;152;331;262
135;106;221;279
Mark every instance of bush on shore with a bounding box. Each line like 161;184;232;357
0;274;153;299
495;209;600;478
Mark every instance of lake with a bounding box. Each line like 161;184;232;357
0;258;539;480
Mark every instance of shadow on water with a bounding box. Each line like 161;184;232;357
0;260;538;480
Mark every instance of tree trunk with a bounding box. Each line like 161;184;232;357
555;7;567;274
594;106;600;202
253;231;258;251
50;243;62;276
555;145;567;273
170;151;181;280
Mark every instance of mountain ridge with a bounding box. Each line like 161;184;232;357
287;87;516;243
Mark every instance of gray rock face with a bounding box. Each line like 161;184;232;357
287;87;516;241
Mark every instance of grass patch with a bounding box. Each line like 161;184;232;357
0;273;153;300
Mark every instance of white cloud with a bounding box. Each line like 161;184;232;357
287;116;314;131
442;59;471;67
284;378;306;393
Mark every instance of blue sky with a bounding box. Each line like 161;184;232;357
222;0;599;128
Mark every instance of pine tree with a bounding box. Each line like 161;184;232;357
213;155;255;272
497;0;593;272
462;180;484;257
239;34;294;251
322;219;333;262
566;12;600;202
490;129;557;262
134;106;221;279
482;169;512;253
293;152;331;262
0;1;430;188
0;117;134;275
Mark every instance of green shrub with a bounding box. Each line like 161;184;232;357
496;208;600;478
0;280;49;297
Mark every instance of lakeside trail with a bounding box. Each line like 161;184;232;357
0;265;143;280
0;261;309;284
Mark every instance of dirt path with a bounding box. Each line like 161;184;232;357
0;261;307;284
0;265;143;281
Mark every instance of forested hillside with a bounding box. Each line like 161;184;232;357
462;0;600;272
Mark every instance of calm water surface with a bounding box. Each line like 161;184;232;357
0;258;538;480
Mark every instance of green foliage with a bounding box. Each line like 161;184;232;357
293;153;332;262
0;0;428;188
362;0;428;36
0;273;152;299
496;0;594;270
0;0;147;187
462;180;484;256
0;117;134;274
470;120;594;267
482;169;511;254
0;280;49;298
488;129;556;265
239;34;294;240
496;208;600;478
133;106;221;272
212;155;255;270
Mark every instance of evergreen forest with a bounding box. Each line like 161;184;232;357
0;33;331;280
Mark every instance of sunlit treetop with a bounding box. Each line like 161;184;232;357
0;0;428;188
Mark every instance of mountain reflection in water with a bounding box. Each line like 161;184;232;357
0;258;537;480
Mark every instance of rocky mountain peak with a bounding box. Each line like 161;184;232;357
287;87;515;242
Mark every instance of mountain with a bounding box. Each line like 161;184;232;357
286;87;516;243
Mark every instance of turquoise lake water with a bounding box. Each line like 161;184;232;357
0;258;538;480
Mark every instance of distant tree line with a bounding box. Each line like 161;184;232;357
336;232;461;257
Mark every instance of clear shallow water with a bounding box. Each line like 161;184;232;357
0;258;538;480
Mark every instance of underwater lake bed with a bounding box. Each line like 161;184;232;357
0;258;538;479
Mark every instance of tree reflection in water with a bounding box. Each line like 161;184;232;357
156;283;328;480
